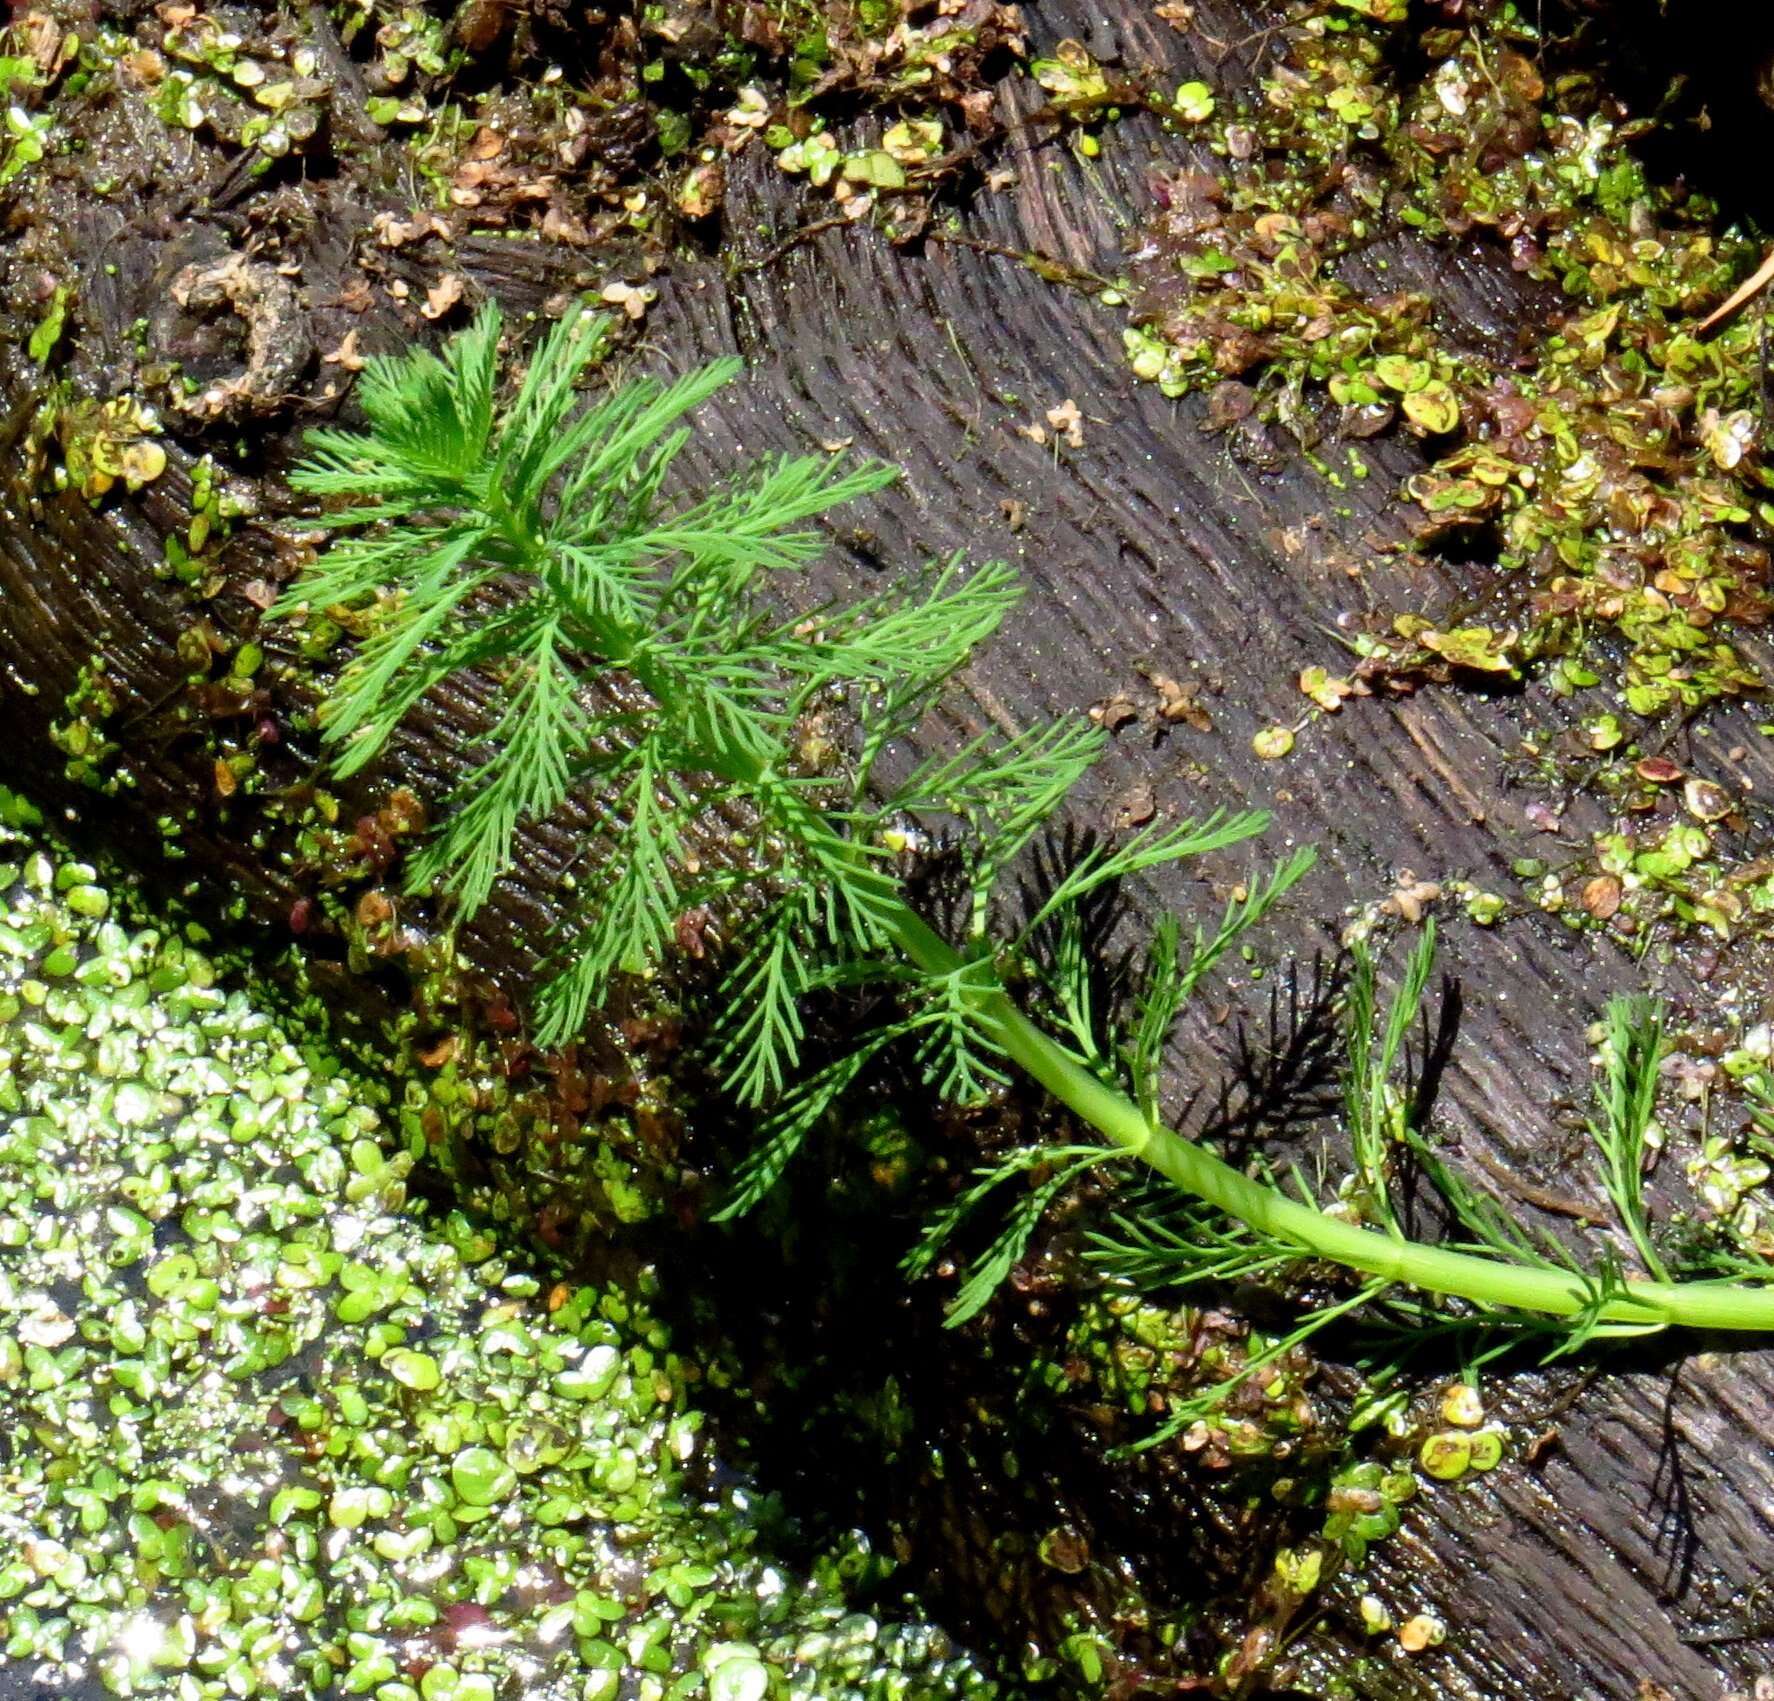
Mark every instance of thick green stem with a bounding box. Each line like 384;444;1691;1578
612;625;1774;1336
880;907;1774;1335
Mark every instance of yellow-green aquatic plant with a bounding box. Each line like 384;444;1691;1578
271;306;1774;1391
0;803;999;1701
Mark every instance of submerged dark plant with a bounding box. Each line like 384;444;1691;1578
1072;929;1717;1435
273;306;1774;1396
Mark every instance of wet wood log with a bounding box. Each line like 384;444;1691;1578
4;0;1774;1694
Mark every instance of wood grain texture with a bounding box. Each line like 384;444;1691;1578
3;0;1774;1693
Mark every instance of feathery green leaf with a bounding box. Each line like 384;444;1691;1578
273;283;1774;1381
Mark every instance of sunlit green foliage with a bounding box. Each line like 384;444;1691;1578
276;309;1774;1402
274;304;1263;1182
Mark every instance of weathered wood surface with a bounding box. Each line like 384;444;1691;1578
4;0;1774;1694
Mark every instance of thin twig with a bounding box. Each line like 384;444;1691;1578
1469;1146;1605;1225
920;229;1118;296
1697;246;1774;337
733;216;853;274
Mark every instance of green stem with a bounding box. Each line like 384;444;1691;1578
880;907;1774;1335
546;569;1771;1336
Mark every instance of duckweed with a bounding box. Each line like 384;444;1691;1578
0;814;1002;1701
1116;0;1774;719
1417;1432;1473;1482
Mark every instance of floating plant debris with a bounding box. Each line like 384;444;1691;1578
0;805;1000;1701
1115;0;1773;716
